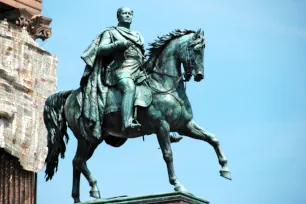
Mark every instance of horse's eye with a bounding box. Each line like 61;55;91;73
194;47;201;52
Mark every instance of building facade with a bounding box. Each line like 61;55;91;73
0;1;56;203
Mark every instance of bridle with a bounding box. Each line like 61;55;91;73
183;42;197;81
145;40;197;94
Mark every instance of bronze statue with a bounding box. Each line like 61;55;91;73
81;7;146;133
43;7;231;203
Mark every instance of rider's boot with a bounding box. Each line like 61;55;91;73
121;79;141;133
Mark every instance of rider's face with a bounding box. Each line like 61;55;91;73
118;8;133;24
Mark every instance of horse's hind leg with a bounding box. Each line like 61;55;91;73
73;139;101;201
156;120;187;192
179;120;232;180
72;165;81;203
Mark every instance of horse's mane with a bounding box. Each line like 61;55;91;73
144;29;196;71
147;29;195;57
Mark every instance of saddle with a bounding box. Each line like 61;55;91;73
104;82;152;115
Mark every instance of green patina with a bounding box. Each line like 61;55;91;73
43;7;230;204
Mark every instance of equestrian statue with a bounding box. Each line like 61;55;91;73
43;7;231;203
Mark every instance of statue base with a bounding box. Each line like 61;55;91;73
80;192;209;204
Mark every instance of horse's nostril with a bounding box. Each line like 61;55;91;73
194;74;204;82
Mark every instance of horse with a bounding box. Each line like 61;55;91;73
43;29;231;203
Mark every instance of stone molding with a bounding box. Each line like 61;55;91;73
80;192;209;204
0;0;42;14
0;8;52;40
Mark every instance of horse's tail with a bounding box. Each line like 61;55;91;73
43;90;73;181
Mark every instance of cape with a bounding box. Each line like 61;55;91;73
76;27;145;142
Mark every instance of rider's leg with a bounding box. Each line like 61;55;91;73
117;77;140;131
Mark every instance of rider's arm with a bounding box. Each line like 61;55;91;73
98;31;128;56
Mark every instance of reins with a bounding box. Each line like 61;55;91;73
143;43;195;94
128;36;193;94
144;68;185;94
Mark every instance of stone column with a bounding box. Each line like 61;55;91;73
0;149;36;204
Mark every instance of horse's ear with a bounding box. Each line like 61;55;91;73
201;30;204;36
193;29;201;40
196;29;201;36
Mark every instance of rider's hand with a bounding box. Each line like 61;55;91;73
115;40;131;50
123;40;132;48
115;41;126;50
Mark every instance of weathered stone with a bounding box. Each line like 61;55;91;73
0;19;57;172
0;0;42;15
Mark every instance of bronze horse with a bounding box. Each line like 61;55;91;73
43;29;231;203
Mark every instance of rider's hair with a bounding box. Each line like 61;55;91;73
117;7;134;20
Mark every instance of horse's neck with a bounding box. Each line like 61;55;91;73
150;41;181;91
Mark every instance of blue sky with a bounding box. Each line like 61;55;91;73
38;0;306;203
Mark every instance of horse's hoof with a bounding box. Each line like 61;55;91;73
170;135;183;143
90;190;101;199
220;167;232;180
73;198;81;203
174;185;188;192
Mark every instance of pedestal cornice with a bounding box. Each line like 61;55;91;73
80;192;209;204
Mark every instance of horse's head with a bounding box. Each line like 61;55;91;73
178;29;205;82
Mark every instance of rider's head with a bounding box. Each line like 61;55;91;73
117;7;133;25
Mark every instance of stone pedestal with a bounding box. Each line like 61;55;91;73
80;192;209;204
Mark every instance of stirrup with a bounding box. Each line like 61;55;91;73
123;119;141;133
127;119;141;128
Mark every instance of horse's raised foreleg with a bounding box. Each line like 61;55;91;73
156;120;187;192
72;140;100;203
179;120;232;180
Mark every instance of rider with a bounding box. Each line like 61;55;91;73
80;7;182;142
81;7;146;133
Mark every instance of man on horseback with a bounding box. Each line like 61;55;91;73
80;7;146;134
44;14;231;201
79;7;182;142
